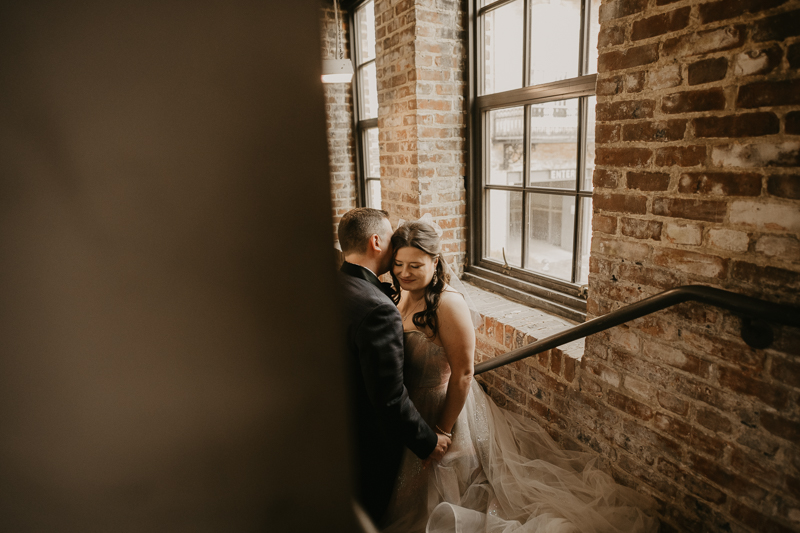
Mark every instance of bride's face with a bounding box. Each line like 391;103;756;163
393;246;437;292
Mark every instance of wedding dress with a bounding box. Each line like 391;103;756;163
382;330;659;533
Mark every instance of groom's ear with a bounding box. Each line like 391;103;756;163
367;233;381;253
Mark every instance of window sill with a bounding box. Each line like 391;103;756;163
462;279;585;363
463;265;587;323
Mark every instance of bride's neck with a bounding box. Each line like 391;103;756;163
405;289;426;303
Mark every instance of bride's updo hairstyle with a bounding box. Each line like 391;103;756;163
390;221;450;338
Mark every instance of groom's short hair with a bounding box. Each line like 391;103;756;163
338;208;390;254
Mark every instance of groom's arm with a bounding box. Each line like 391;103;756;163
356;301;438;460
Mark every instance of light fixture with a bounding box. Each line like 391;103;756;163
322;0;354;84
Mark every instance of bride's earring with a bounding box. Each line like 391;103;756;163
432;270;438;285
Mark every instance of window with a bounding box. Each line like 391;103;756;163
468;0;601;320
351;0;381;208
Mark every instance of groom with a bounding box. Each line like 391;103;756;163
337;207;450;524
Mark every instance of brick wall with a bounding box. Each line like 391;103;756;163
374;0;468;273
475;1;800;531
321;0;357;244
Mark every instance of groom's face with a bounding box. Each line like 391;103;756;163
375;218;394;275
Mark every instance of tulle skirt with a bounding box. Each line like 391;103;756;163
382;381;658;533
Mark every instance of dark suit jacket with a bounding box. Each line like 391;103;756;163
339;261;437;524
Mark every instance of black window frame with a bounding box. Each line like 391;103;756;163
466;0;599;322
347;0;380;209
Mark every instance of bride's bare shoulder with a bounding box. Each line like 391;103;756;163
438;286;471;318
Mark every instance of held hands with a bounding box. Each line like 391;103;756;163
428;433;451;463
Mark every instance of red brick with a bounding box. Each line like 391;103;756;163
789;43;800;69
787;111;800;135
767;174;800;199
770;356;800;388
718;366;788;409
596;148;652;167
593;168;620;188
627;171;670;191
652;198;725;222
735;45;783;77
737;79;800;109
599;0;648;22
625;71;645;93
788;475;800;500
761;411;800;442
731;261;800;290
550;349;562;375
594;193;648;214
598;24;625;48
677;171;762;196
617;262;682;290
696;407;732;434
657;458;727;505
657;390;690;416
622;419;682;459
687;57;728;85
593;213;618;234
673;375;734;412
595;123;621;144
655;414;727;459
564;356;576;383
582;358;621;387
752;9;800;43
607;391;654;421
663;25;747;58
693;112;779;138
699;0;788;24
730;448;782;487
644;336;714;375
681;330;764;369
596;75;623;96
689;453;768;502
731;501;796;533
655;145;706;167
620;217;662;240
598;44;659;72
662;88;726;114
596;99;655;122
622;120;686;142
631;7;690;41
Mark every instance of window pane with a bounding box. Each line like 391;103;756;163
366;179;381;209
577;196;592;285
586;0;602;75
528;99;578;189
482;0;523;95
526;193;575;282
355;1;376;64
529;0;581;86
583;96;596;191
365;127;380;177
486;189;523;267
360;62;378;119
488;107;524;186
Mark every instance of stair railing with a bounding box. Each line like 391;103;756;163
474;285;800;376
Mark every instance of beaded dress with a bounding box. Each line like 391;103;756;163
381;330;659;533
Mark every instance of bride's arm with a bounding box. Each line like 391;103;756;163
435;291;476;435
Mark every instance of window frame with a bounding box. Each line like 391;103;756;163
348;0;380;208
466;0;599;322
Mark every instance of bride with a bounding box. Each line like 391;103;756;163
381;218;659;533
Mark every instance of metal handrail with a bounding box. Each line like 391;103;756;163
474;285;800;376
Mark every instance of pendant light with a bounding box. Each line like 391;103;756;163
322;0;354;83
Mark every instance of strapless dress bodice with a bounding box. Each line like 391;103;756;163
403;330;451;391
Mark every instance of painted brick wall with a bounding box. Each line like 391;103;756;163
374;0;468;273
475;1;800;531
321;0;357;244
